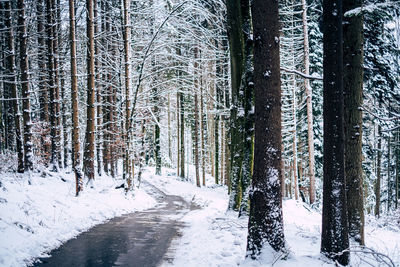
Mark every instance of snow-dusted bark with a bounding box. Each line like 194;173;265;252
321;0;349;265
247;0;286;258
46;0;61;171
343;0;365;245
4;0;24;173
68;0;82;196
83;0;96;181
18;0;33;171
301;0;317;205
238;0;254;217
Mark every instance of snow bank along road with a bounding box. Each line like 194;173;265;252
33;182;197;267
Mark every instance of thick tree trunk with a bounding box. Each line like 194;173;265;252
247;0;285;258
5;0;24;172
321;0;349;264
69;0;82;196
18;0;33;171
343;0;364;245
84;0;96;181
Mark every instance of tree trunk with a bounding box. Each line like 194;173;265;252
239;0;254;217
247;0;285;258
123;0;132;190
177;92;180;176
18;0;33;171
226;0;244;211
395;131;399;210
94;0;102;177
194;47;200;187
69;0;83;196
36;0;50;164
292;74;299;201
343;0;364;245
83;0;96;181
200;78;206;186
387;135;391;212
5;0;24;173
321;0;349;264
46;0;60;171
375;124;382;217
180;92;185;179
168;94;172;161
301;0;316;205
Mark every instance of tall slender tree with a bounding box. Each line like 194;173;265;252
123;0;133;189
239;0;254;217
301;0;316;204
321;0;349;264
84;0;96;181
46;0;61;171
247;0;285;258
226;0;244;211
5;0;24;172
18;0;33;171
69;0;82;196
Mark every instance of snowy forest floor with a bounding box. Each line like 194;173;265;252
1;165;400;267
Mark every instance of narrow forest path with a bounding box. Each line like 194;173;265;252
33;181;197;267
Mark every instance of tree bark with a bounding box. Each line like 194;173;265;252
321;0;349;264
46;0;61;171
194;47;200;187
18;0;33;171
69;0;82;196
239;0;254;217
200;77;206;186
36;0;50;163
94;0;102;177
5;0;24;172
180;92;185;179
247;0;285;257
123;0;133;189
301;0;316;204
84;0;96;181
343;0;364;245
375;124;382;218
226;0;244;211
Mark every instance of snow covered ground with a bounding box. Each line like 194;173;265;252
143;167;400;267
1;165;399;267
0;169;156;266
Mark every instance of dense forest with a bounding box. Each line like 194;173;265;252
1;0;400;266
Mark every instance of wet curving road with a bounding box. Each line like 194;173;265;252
33;182;194;267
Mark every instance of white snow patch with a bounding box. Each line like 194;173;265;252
0;170;156;266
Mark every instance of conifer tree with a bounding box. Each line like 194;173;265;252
247;0;285;257
321;0;349;264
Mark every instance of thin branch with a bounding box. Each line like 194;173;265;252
280;67;323;80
